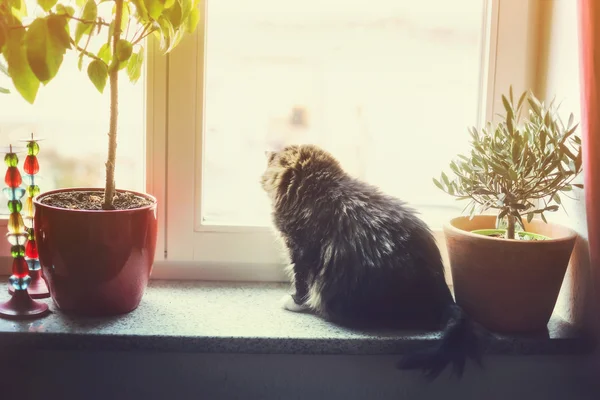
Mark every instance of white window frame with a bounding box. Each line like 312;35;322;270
152;0;539;281
0;0;539;279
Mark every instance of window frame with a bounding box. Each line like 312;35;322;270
156;0;538;281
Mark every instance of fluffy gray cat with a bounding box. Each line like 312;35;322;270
261;144;481;380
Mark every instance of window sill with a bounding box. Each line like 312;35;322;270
0;280;593;356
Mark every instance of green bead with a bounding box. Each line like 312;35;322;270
27;185;40;197
27;141;39;156
7;200;22;213
4;153;18;167
11;245;25;258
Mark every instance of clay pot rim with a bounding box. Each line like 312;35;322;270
443;215;577;244
33;187;157;214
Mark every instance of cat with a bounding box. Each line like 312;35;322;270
260;144;482;380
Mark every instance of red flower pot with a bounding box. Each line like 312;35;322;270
34;188;158;316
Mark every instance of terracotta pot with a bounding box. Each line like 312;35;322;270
33;188;158;316
444;215;577;333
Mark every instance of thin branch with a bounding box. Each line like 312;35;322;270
66;15;111;27
132;23;156;45
70;38;106;65
133;28;157;45
80;28;94;55
131;23;145;42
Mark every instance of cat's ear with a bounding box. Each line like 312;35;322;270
265;150;277;163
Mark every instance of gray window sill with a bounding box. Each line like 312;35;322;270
0;280;594;355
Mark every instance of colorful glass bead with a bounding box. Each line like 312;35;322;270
27;141;39;156
9;275;31;291
11;245;25;258
24;155;39;175
23;174;39;186
25;197;34;217
11;257;29;277
4;152;18;167
26;184;40;197
6;233;27;246
8;213;24;234
2;187;25;200
25;258;41;271
7;199;22;213
5;166;22;187
25;240;38;258
23;216;34;230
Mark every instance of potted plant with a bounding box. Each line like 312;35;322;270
433;88;583;333
0;0;200;315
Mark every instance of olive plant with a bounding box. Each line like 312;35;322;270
0;0;200;208
434;88;583;239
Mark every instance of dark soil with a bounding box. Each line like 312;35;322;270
40;190;154;210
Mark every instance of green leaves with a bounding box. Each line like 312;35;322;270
98;42;112;64
145;0;201;52
87;59;108;93
1;0;199;105
9;0;28;19
0;60;10;94
4;27;40;103
116;39;133;61
25;16;70;84
75;0;97;44
37;0;58;11
185;5;200;33
126;46;144;83
0;22;6;54
130;0;149;20
24;19;53;82
48;15;72;49
56;4;75;16
433;87;584;239
145;0;166;20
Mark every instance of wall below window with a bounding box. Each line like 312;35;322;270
0;351;597;399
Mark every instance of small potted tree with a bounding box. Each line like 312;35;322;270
434;88;583;333
0;0;200;315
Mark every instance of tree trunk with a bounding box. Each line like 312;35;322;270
506;214;516;239
102;0;124;210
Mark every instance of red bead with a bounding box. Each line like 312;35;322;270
4;167;22;187
25;240;38;258
23;155;39;175
12;257;29;278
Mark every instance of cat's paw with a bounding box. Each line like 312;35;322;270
281;294;309;313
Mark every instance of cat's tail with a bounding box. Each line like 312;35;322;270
396;303;483;381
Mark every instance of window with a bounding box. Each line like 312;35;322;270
159;0;536;280
0;0;147;217
0;1;537;280
201;0;486;227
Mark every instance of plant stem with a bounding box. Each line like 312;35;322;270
70;39;105;64
506;214;516;239
103;0;124;210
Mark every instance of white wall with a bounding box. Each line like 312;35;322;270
537;0;598;337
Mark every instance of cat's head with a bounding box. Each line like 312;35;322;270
260;144;342;202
